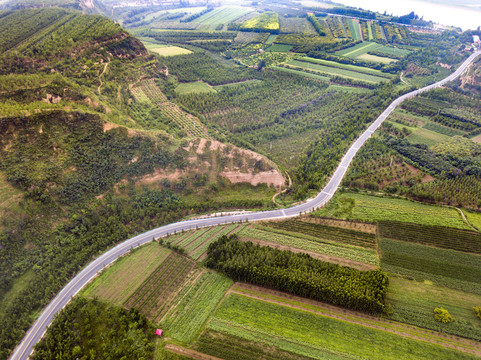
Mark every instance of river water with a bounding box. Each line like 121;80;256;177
334;0;481;30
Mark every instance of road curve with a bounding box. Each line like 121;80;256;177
10;50;481;360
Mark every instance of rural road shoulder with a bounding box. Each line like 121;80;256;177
9;50;481;360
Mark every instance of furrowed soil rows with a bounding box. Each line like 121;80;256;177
266;219;377;248
136;78;210;138
82;244;171;305
161;271;232;343
123;252;196;319
379;220;481;253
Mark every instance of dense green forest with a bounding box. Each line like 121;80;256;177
32;298;156;359
206;235;389;313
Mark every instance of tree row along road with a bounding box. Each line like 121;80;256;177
10;50;481;360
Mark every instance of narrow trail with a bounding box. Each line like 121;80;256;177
97;62;109;94
455;207;478;231
10;51;481;360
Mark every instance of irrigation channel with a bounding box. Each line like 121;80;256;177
10;50;481;360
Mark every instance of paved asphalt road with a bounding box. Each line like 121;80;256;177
10;50;481;360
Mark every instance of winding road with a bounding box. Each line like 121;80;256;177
10;50;481;360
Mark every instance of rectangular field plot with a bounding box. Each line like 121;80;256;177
205;294;478;360
149;45;192;56
266;44;293;52
380;237;481;294
271;66;330;81
387;276;481;341
285;59;389;83
296;57;393;78
175;81;216;95
123;251;196;320
316;192;470;229
192;7;253;29
357;53;396;63
237;224;380;267
164;224;245;260
346;18;361;40
81;243;171;305
160;270;232;343
378;221;481;254
336;41;379;57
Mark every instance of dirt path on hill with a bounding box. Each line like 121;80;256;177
98;62;109;94
229;283;481;357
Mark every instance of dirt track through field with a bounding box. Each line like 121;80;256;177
166;344;223;360
229;283;481;357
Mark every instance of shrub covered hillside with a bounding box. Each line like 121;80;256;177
206;235;389;313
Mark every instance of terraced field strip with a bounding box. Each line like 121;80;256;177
378;220;481;254
123;252;195;316
81;244;171;305
296;57;393;78
192;7;253;29
138;78;210;138
335;41;380;57
266;219;377;248
271;66;330;81
188;224;241;259
237;224;379;266
161;271;233;343
367;21;374;40
226;284;481;357
175;227;210;248
380;237;481;295
346;18;361;40
284;60;388;83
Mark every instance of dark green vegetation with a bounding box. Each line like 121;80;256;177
32;298;155;360
378;221;481;254
2;0;481;358
206;235;389;313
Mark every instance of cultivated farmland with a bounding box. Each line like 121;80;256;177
380;237;481;294
175;81;216;95
191;7;253;30
316;192;471;229
123;251;196;320
284;59;389;83
160;270;232;342
205;294;479;360
240;12;279;32
81;243;171;305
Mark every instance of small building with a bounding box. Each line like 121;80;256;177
155;329;163;337
473;35;481;44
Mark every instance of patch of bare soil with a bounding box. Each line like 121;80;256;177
136;169;184;185
238;237;376;271
165;344;223;360
229;283;481;357
102;122;138;136
220;170;285;188
300;216;377;234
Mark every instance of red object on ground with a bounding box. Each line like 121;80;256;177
155;329;163;337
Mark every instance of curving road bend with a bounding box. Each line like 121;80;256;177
10;50;481;360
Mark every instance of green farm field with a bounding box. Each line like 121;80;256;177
81;243;171;305
296;57;393;77
204;293;479;360
271;66;330;81
387;276;481;340
346;18;361;40
408;127;451;146
266;44;293;52
241;11;279;32
149;46;193;56
175;81;216;95
357;53;396;63
316;192;470;229
192;7;253;29
285;59;388;83
336;41;380;57
380;237;481;294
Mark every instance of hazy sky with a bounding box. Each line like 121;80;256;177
334;0;481;30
